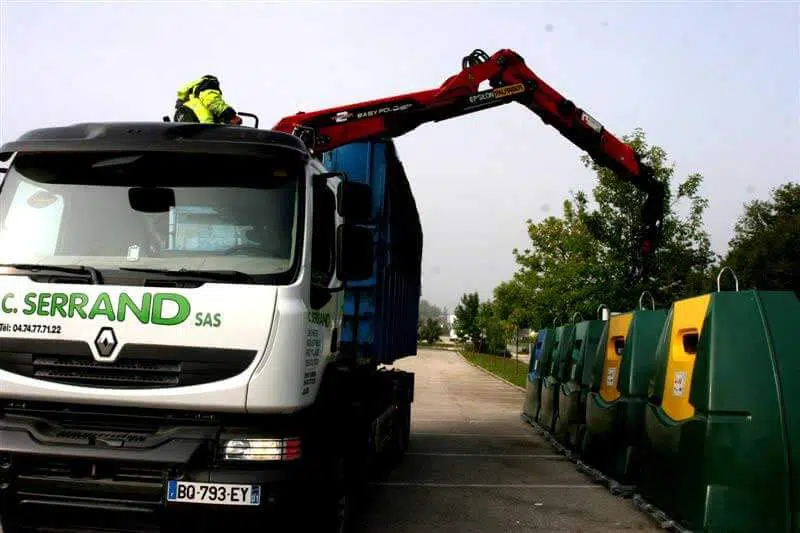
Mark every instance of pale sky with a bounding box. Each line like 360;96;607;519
1;1;798;310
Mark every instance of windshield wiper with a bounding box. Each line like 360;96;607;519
0;263;103;285
118;267;255;283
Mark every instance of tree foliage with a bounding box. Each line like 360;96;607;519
418;317;443;344
580;129;715;302
448;130;793;341
452;294;515;353
511;129;715;328
476;301;514;354
511;194;602;328
453;292;481;345
492;279;533;329
723;182;800;295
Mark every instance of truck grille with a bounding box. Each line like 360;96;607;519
0;339;258;389
33;356;182;387
8;456;170;532
18;456;167;486
1;400;223;432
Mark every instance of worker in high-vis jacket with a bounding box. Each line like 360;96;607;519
173;75;242;125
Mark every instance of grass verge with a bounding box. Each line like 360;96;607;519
460;351;527;389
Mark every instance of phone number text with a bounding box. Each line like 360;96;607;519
0;323;63;335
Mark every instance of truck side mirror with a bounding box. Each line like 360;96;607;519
337;182;372;224
336;224;373;281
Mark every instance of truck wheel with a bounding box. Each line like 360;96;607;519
333;452;355;533
398;403;411;453
384;403;411;469
313;449;355;533
339;453;357;532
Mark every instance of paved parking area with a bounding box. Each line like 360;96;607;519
354;349;660;533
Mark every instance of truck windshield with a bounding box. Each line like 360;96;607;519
0;151;303;284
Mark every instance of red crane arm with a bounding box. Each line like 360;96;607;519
273;48;667;282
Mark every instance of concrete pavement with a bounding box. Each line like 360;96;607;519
353;349;660;533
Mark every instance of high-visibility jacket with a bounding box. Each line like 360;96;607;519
174;75;237;124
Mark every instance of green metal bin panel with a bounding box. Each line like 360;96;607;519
522;328;554;424
639;290;800;533
556;318;605;447
582;308;667;483
582;312;634;457
759;292;800;533
539;324;575;432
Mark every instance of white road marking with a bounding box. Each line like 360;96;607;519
406;452;562;458
412;418;524;423
371;482;602;489
412;432;532;438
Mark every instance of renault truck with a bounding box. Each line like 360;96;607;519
0;121;421;532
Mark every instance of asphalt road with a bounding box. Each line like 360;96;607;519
353;349;661;533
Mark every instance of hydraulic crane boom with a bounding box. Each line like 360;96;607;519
273;48;667;282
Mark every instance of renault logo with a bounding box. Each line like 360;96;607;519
93;327;118;362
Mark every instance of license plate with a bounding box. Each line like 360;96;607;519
166;480;261;506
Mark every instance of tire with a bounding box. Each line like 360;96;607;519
383;403;411;470
397;403;411;454
310;449;355;533
331;452;355;533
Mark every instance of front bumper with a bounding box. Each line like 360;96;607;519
0;415;308;533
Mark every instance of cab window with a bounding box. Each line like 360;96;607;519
311;179;336;287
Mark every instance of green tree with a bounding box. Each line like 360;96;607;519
419;317;443;344
476;300;515;354
512;194;608;328
578;128;715;303
492;279;532;330
454;292;481;346
723;182;800;295
477;302;498;353
512;129;715;328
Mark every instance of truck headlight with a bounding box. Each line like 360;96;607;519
220;437;302;462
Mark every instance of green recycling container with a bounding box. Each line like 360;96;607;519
555;317;606;448
639;289;800;533
522;328;554;424
582;307;667;483
539;323;575;432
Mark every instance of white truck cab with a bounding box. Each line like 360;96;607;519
0;122;417;533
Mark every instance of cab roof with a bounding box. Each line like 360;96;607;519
0;121;310;162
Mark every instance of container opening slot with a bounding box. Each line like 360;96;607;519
682;332;699;355
613;337;625;355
